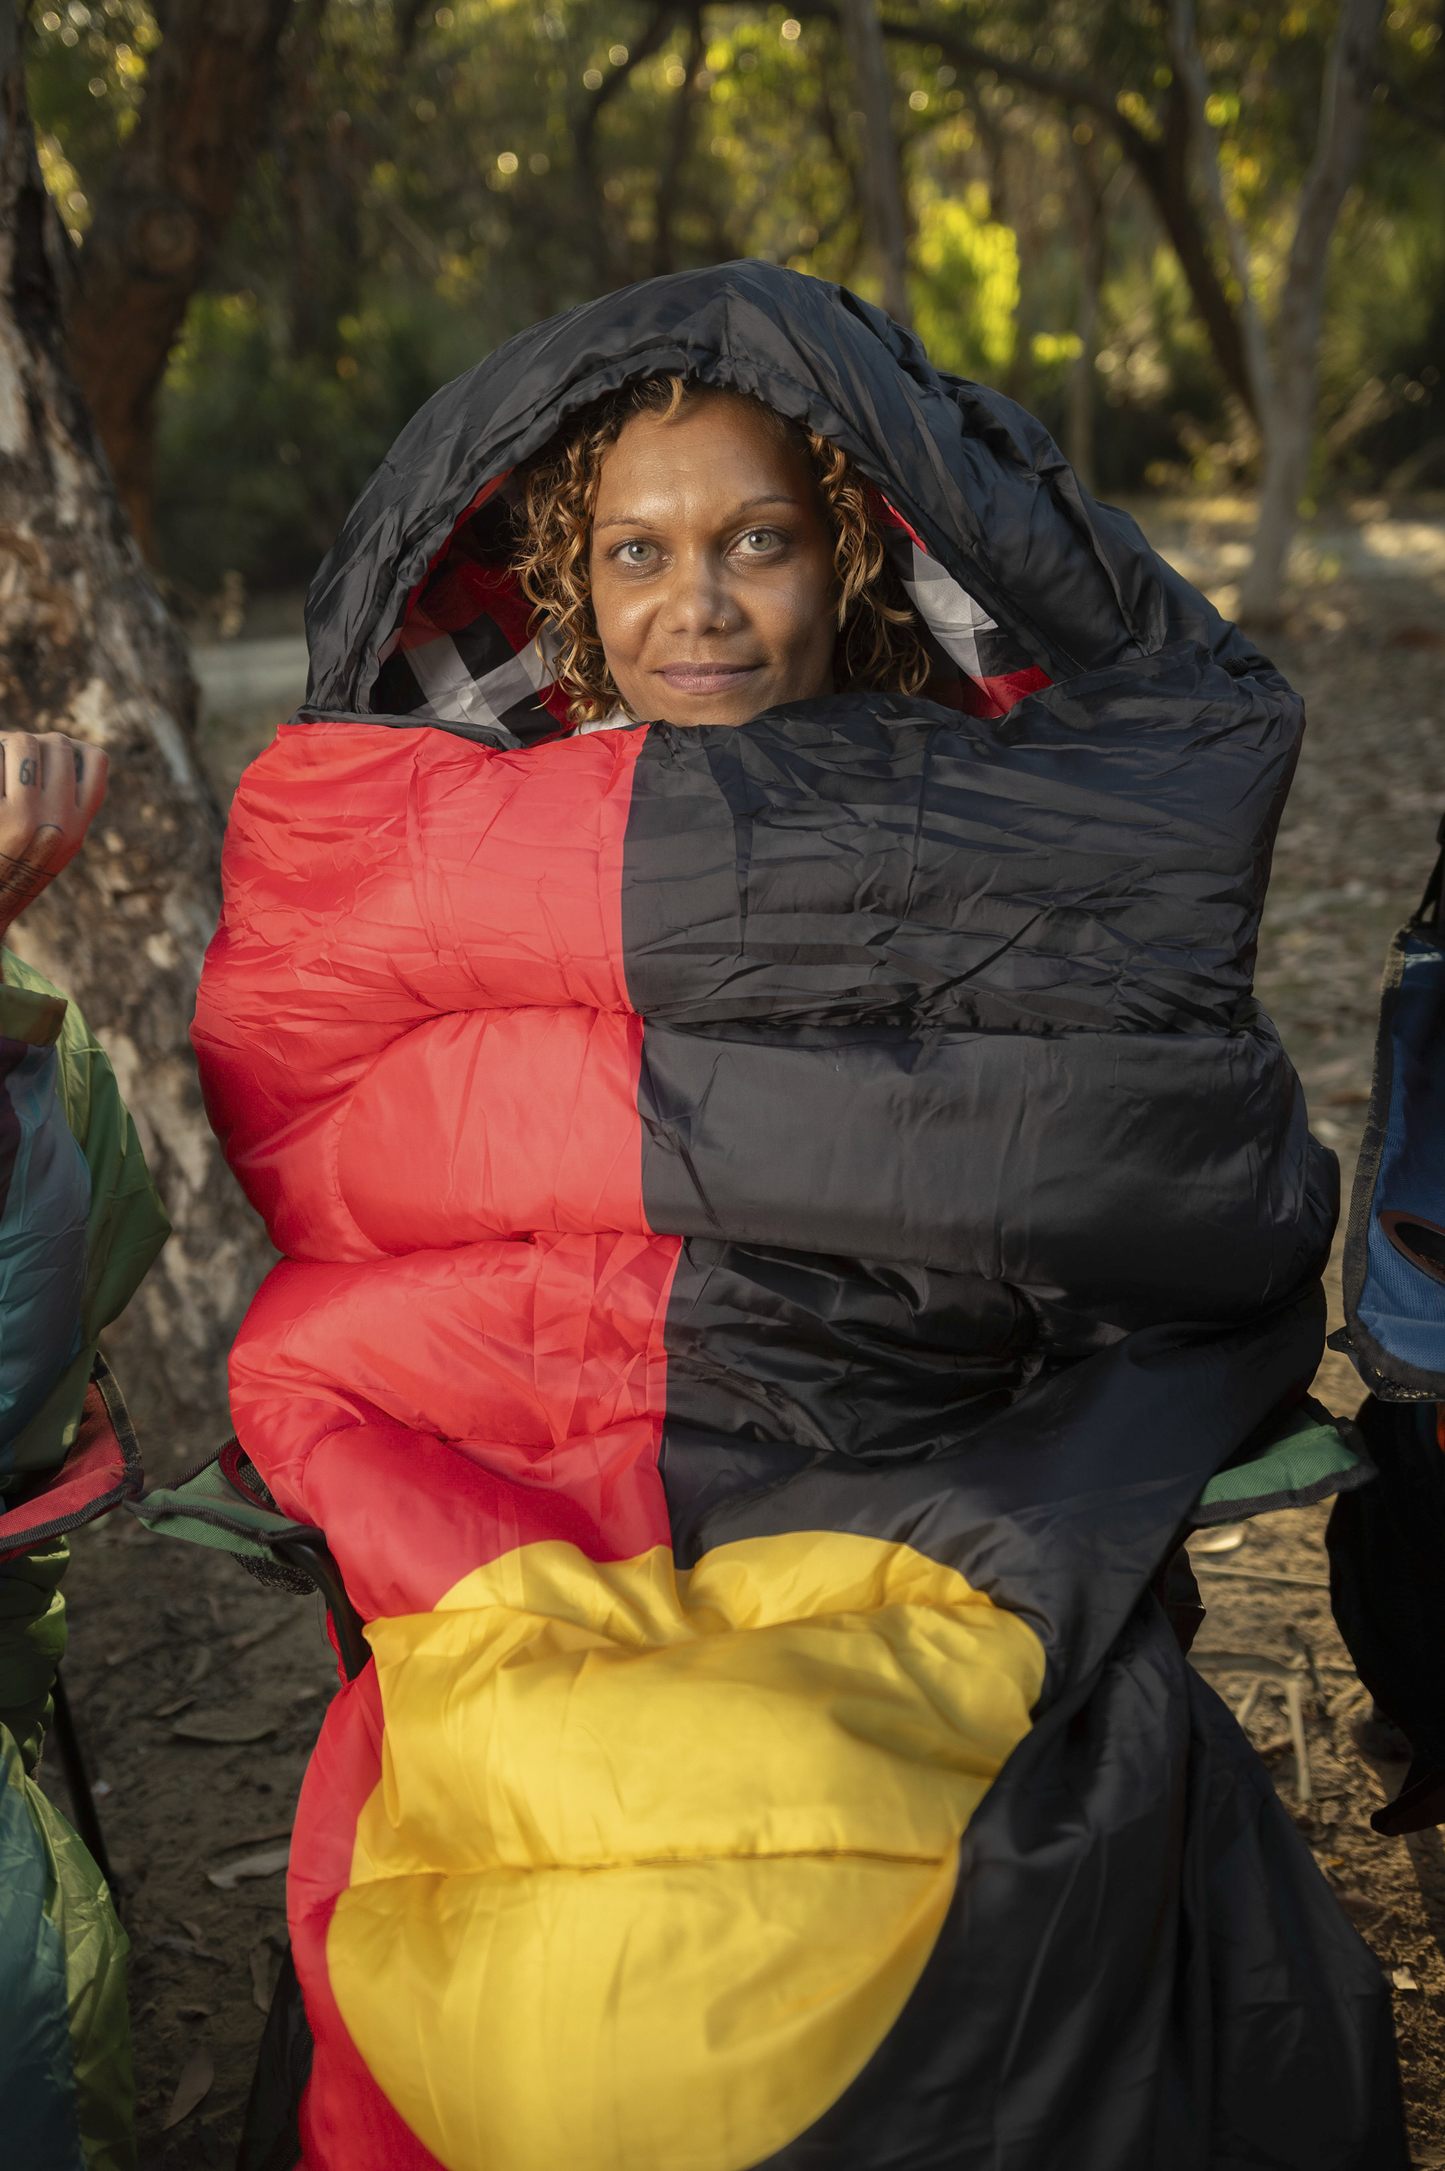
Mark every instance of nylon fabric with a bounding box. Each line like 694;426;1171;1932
0;1720;135;2171
0;959;160;2171
300;265;1278;719
0;1719;84;2171
189;263;1402;2169
746;1604;1402;2171
0;1532;68;1768
0;953;168;1484
332;1533;1039;2171
0;1036;88;1472
1357;926;1445;1376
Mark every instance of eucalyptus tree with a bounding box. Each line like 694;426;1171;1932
0;0;272;1449
856;0;1388;615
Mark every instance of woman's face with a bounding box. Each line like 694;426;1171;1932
589;393;837;728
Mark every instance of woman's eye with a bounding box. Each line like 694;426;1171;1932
735;529;782;556
615;541;655;566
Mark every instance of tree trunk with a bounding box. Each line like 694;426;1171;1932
1235;0;1384;621
1239;391;1313;621
61;0;295;559
1132;77;1259;422
1;1;272;1460
573;0;674;286
837;0;911;326
652;9;705;278
1065;140;1106;488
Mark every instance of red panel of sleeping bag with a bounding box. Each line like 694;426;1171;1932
289;1666;447;2171
227;1234;678;1616
337;1007;647;1255
193;721;644;1262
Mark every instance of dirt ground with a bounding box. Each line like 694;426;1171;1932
34;497;1445;2165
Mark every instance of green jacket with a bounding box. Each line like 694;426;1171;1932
0;952;168;2171
0;951;169;1488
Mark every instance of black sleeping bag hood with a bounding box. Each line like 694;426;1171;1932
308;256;1283;720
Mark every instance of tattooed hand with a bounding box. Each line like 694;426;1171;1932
0;733;109;940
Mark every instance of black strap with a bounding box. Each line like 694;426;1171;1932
236;1948;313;2171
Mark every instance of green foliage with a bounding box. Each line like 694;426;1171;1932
909;185;1019;380
21;0;1445;596
153;286;494;595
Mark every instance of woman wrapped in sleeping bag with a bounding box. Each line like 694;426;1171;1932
193;262;1406;2171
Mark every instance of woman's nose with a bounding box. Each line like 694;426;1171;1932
661;551;736;636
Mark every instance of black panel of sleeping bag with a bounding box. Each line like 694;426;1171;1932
662;1283;1325;1691
653;1267;1400;2166
661;1239;1034;1455
634;1014;1332;1344
620;653;1298;1035
304;262;1294;723
655;1238;1034;1559
746;1600;1405;2171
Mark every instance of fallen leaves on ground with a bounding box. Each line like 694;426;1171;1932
172;1706;278;1745
206;1843;291;1892
150;1933;221;1962
161;2048;215;2131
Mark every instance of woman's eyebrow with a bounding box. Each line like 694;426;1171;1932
596;493;803;530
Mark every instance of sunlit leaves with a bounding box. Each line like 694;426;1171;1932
27;0;157;181
910;185;1019;378
20;0;1445;581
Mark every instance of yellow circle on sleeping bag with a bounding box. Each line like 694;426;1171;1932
328;1530;1045;2171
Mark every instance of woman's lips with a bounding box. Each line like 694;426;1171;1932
658;663;762;695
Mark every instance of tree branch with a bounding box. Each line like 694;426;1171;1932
1166;0;1274;414
573;0;674;281
1286;0;1384;309
653;7;704;277
837;0;911;323
62;0;298;555
799;2;1257;415
1237;0;1382;618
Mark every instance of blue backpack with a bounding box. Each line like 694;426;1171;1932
1327;819;1445;1838
1332;821;1445;1400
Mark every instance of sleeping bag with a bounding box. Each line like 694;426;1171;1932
192;262;1405;2171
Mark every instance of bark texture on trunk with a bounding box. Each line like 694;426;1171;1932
1;2;271;1456
62;0;294;558
838;0;911;326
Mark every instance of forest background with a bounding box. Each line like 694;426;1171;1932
25;0;1445;613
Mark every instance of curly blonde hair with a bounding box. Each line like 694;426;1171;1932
515;375;929;725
